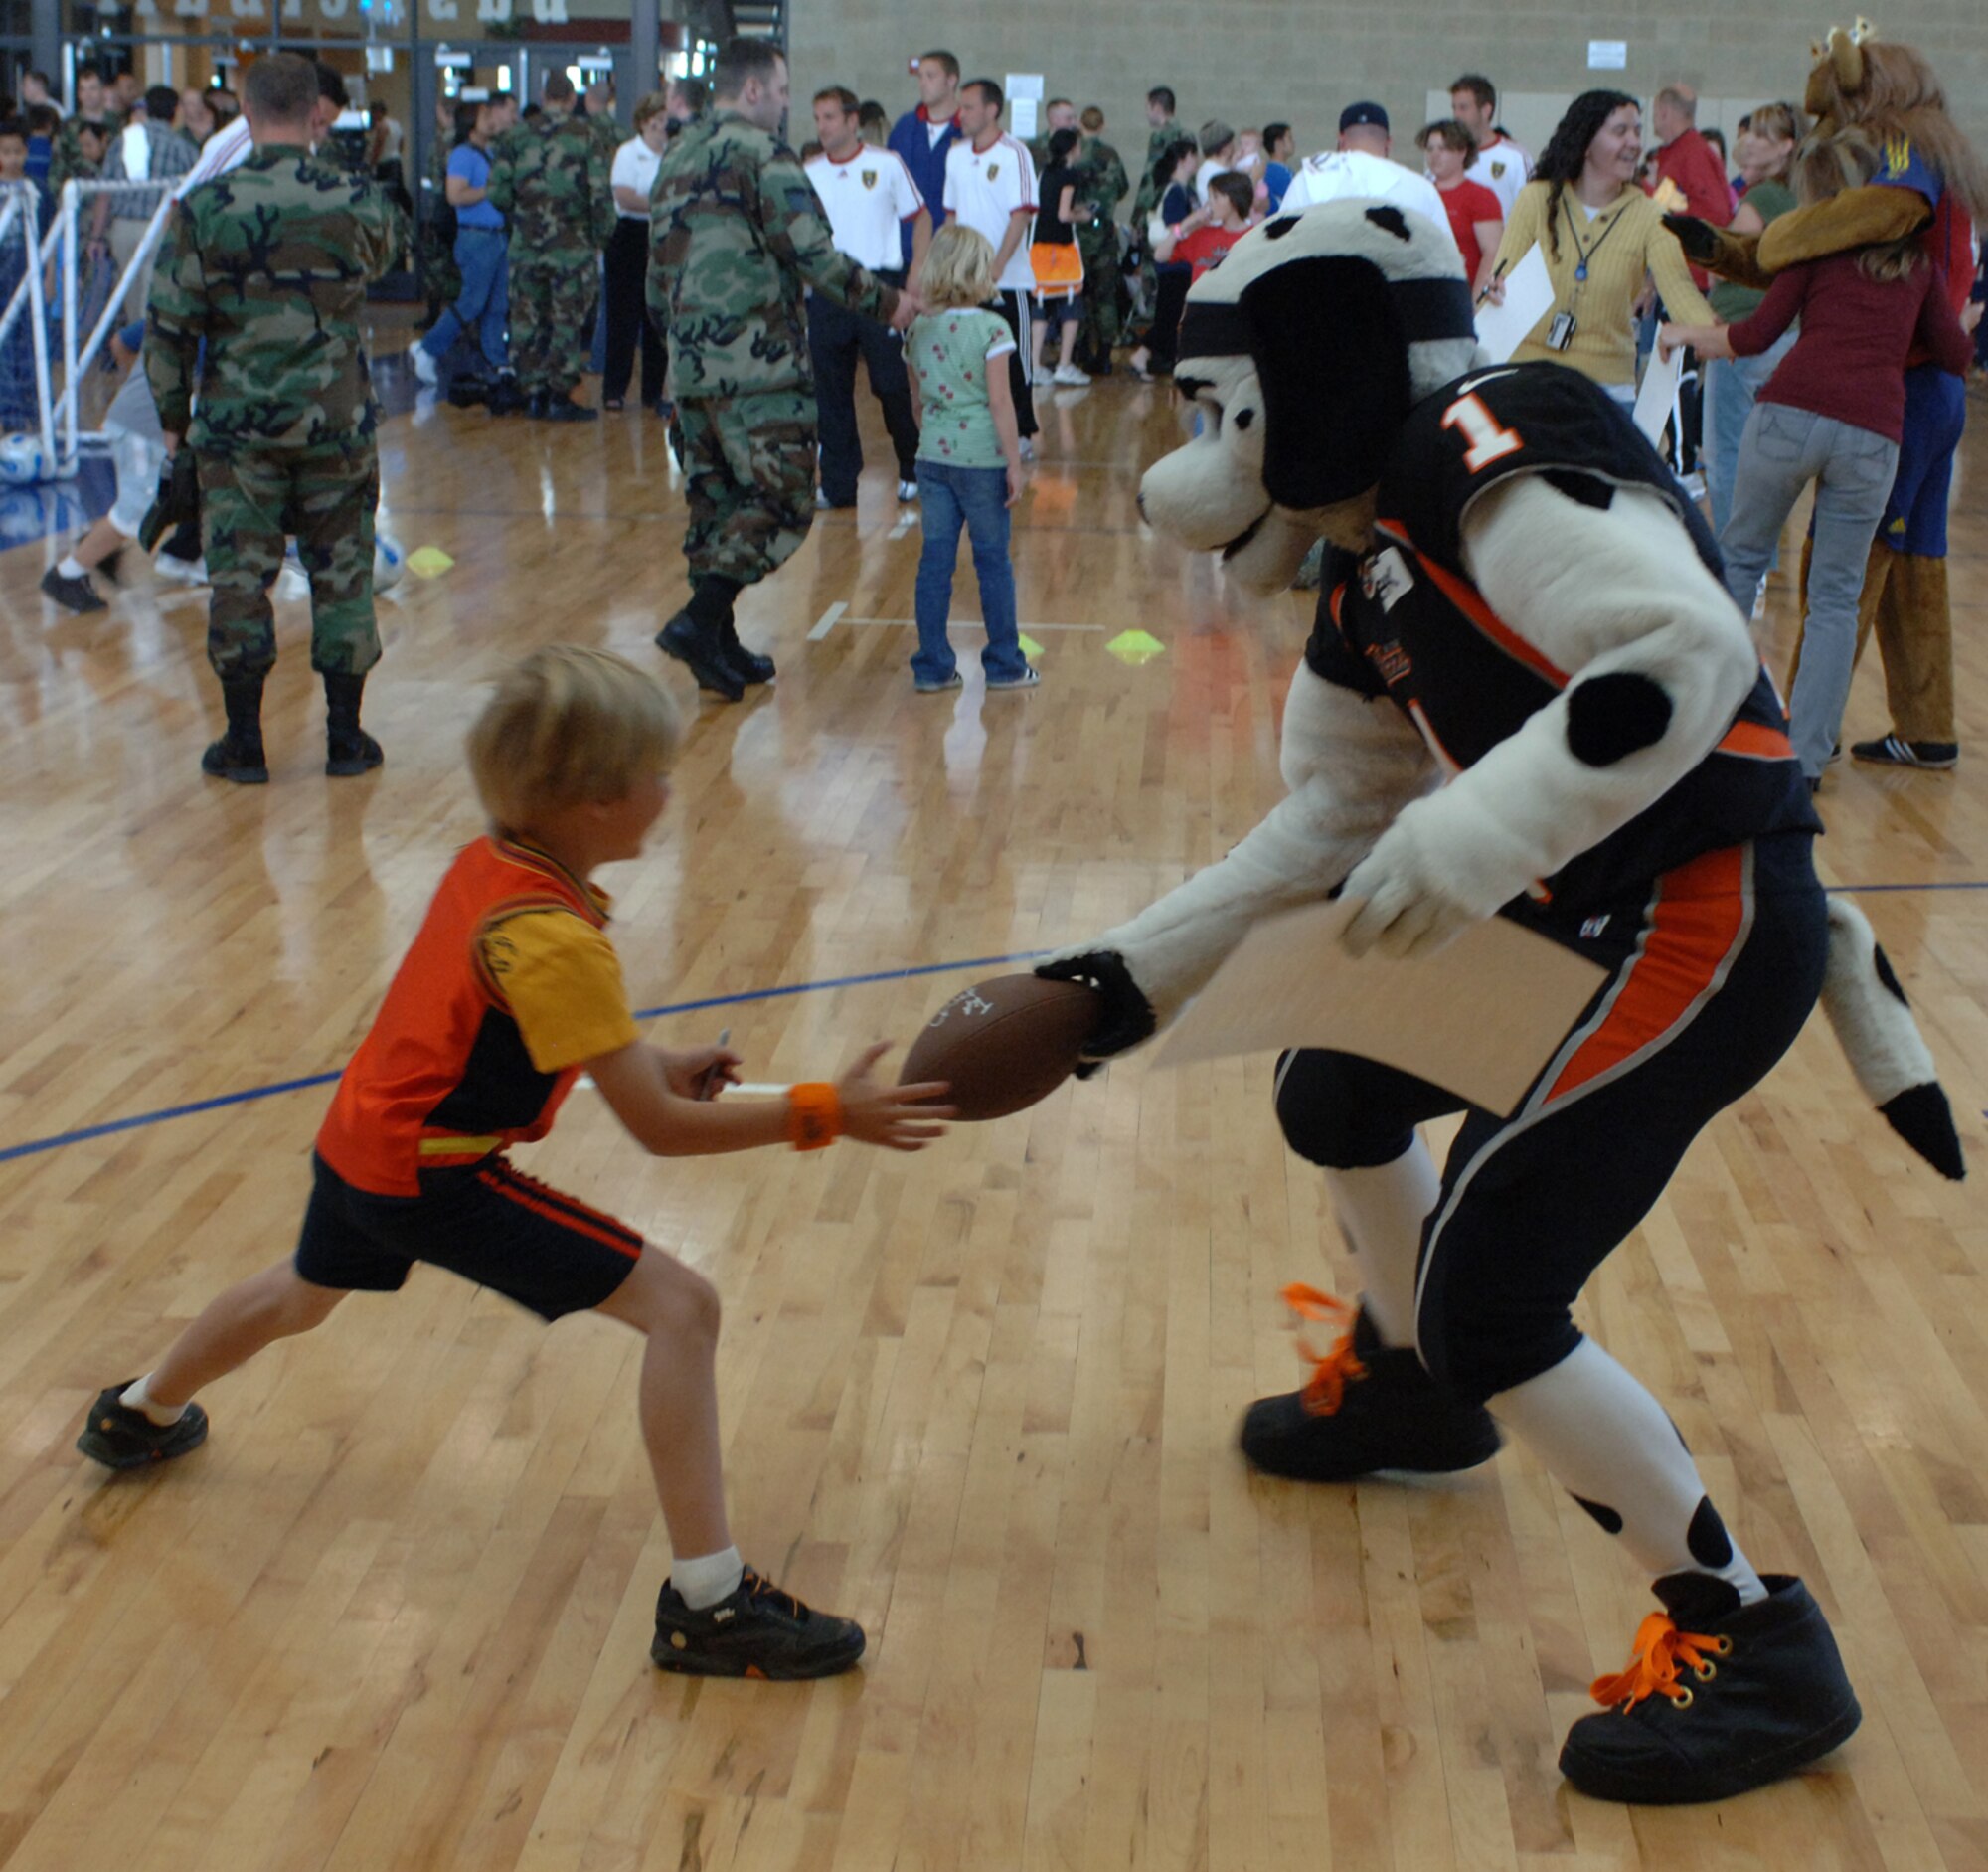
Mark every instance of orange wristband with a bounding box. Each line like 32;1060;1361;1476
786;1082;843;1150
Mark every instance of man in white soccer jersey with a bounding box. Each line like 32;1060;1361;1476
807;85;931;506
1448;74;1532;220
943;77;1039;450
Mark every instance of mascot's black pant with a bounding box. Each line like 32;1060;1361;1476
1275;834;1825;1405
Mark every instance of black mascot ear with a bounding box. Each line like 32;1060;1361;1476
1239;255;1411;510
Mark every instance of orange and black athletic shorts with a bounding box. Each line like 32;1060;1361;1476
295;1151;644;1319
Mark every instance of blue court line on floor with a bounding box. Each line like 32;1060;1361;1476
0;948;1049;1166
5;882;1988;1167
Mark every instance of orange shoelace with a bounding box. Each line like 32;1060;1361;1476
741;1569;806;1619
1589;1611;1732;1711
1282;1284;1368;1417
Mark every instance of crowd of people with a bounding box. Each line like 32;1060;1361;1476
10;43;1988;756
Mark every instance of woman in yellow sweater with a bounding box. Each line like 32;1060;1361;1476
1485;90;1713;401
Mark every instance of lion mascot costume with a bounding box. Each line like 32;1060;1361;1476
1037;202;1964;1805
1670;23;1988;770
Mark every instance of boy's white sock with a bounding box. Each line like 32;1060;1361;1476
57;555;87;580
674;1545;745;1611
119;1373;187;1427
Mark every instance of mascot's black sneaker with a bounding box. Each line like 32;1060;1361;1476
1560;1575;1861;1804
651;1566;865;1679
1240;1290;1501;1482
76;1381;209;1469
656;611;746;703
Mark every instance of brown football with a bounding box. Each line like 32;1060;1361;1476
899;974;1100;1120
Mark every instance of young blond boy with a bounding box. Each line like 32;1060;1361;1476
79;645;952;1679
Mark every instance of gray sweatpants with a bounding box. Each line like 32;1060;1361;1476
1718;401;1898;778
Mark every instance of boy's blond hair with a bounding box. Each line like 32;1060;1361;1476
468;646;683;833
919;222;997;310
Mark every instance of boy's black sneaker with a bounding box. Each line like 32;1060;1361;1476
1240;1292;1502;1481
1851;733;1958;770
76;1381;209;1470
41;566;105;614
651;1566;866;1679
201;733;269;784
657;611;746;702
1560;1574;1862;1804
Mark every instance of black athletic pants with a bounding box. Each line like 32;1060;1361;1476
990;289;1039;438
1273;834;1826;1404
602;218;665;408
808;267;920;504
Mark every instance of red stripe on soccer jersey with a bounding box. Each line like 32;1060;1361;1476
1376;523;1573;689
1545;844;1746;1103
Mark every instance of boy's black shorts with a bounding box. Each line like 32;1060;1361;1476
295;1152;644;1320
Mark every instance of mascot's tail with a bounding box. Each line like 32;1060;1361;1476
1819;898;1966;1180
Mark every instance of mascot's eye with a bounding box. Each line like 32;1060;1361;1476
1365;206;1412;242
1233;409;1254;430
1262;216;1300;241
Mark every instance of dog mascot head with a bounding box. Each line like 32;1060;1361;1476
1137;202;1482;592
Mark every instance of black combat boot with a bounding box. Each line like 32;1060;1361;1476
201;673;269;784
1239;1290;1502;1482
1559;1574;1862;1803
323;671;384;776
717;616;775;685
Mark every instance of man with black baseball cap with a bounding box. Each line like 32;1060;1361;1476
1278;99;1453;254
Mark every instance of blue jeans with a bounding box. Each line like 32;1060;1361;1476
1719;402;1899;777
911;458;1027;684
1703;330;1798;542
421;227;509;374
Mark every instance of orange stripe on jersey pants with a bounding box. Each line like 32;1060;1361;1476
1715;719;1796;761
475;1164;643;1259
1547;844;1747;1103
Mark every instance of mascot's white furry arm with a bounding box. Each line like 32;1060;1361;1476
1340;475;1756;957
1042;200;1962;1177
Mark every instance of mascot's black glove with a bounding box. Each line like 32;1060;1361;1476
1034;950;1156;1077
1661;213;1719;265
137;446;199;554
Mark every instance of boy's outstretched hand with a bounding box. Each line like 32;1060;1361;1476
838;1042;954;1150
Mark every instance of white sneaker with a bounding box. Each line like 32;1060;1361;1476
1053;364;1089;387
987;665;1040;691
897;478;918;502
1751;574;1768;622
155;552;206;586
411;345;438;388
815;487;831;510
1018;437;1035;462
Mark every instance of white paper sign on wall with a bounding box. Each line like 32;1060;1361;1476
1587;41;1628;70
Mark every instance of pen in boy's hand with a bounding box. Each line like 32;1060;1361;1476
698;1030;732;1101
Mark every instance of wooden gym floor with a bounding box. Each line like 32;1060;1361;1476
0;329;1984;1871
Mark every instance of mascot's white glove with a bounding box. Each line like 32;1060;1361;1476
1341;473;1760;957
1040;661;1435;1057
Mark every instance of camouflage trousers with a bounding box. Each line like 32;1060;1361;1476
510;249;599;398
676;391;816;587
419;214;462;313
1076;224;1123;359
200;439;380;682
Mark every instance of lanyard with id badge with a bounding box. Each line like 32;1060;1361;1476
1548;196;1627;350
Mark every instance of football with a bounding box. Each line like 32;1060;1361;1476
899;973;1100;1121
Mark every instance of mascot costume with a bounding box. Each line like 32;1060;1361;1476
1669;23;1988;770
1038;201;1965;1805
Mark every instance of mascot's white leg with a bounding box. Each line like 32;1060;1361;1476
1488;1340;1765;1608
1322;1142;1438;1347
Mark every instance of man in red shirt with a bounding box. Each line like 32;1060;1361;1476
1155;172;1255;280
1650;85;1733;289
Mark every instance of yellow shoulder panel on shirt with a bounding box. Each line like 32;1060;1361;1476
479;908;639;1074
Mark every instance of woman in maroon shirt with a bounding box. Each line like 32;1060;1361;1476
1661;135;1979;783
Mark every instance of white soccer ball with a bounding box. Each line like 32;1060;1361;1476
0;432;48;486
373;531;405;591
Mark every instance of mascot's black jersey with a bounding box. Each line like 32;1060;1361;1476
1310;363;1819;922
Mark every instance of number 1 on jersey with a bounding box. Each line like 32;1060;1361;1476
1441;393;1524;473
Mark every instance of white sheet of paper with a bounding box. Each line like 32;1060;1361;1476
1151;899;1608;1115
1474;245;1555;365
1633;340;1684;451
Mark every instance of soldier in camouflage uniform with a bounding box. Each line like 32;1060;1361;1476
647;37;911;703
1073;109;1129;371
49;66;122;189
485;74;615;420
1125;87;1184;370
145;53;406;785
